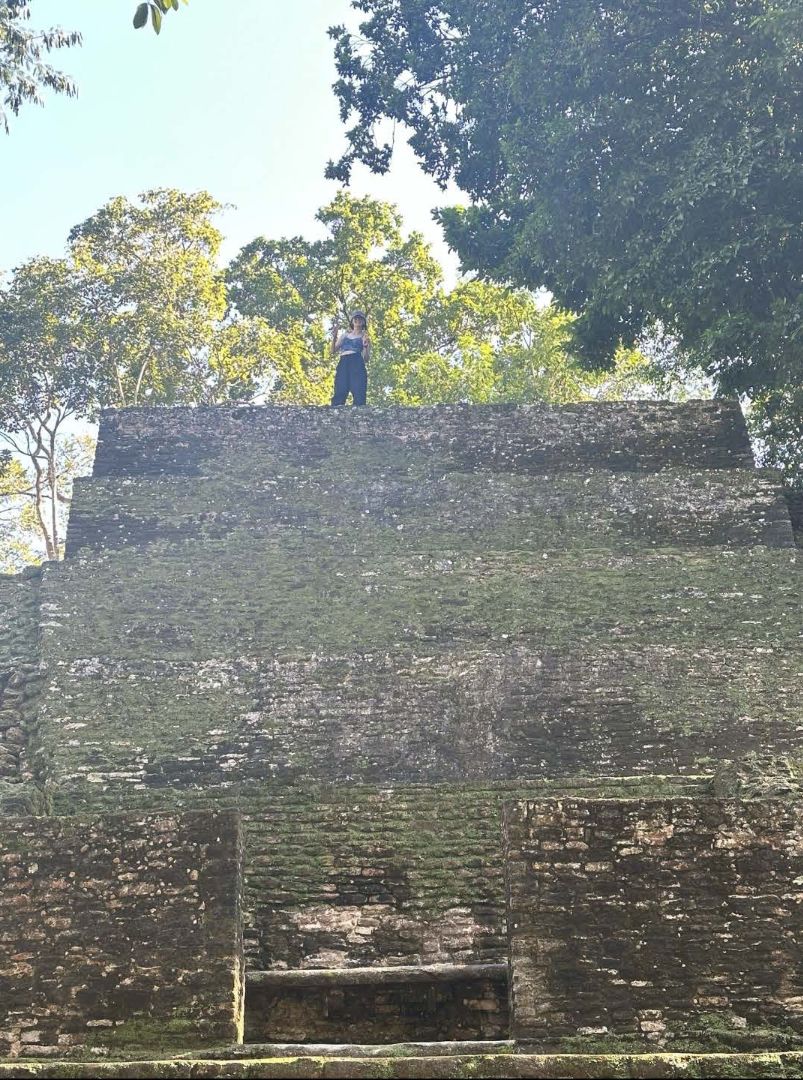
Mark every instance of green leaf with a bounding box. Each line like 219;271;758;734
133;2;149;29
151;5;162;33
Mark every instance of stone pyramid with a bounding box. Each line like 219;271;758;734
0;402;801;1076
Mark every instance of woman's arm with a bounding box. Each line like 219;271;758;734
330;326;343;358
362;333;371;363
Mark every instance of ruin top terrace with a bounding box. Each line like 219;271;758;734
91;400;754;477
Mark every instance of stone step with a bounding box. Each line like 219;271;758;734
41;545;801;661
36;646;802;795
65;467;794;557
246;962;508;987
2;1050;803;1077
201;1039;515;1058
91;401;754;478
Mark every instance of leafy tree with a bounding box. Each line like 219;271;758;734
0;434;93;571
0;187;716;571
68;188;260;407
1;0;188;136
748;387;803;490
0;188;269;568
226;192;443;404
390;280;585;405
0;456;38;572
0;257;98;561
0;0;81;133
328;0;803;408
227;191;658;408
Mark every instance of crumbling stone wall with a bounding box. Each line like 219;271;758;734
0;399;798;1054
0;571;41;814
36;777;699;975
42;544;800;665
0;809;244;1057
505;798;803;1049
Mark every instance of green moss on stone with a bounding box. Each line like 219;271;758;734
2;1052;803;1079
67;466;794;559
42;545;801;661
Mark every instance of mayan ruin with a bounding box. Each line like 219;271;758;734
0;400;799;1077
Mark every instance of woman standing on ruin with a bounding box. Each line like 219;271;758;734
330;311;370;406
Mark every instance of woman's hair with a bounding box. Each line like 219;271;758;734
349;310;367;330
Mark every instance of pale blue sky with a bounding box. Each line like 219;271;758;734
1;0;461;275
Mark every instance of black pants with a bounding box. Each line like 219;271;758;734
331;354;367;406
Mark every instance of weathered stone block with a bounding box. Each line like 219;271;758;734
505;798;803;1049
0;809;244;1056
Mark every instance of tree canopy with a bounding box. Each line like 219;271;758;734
68;188;234;407
328;0;803;411
227;192;440;403
0;256;98;561
226;191;619;406
0;188;267;566
1;0;188;138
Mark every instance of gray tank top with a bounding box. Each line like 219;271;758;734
340;334;365;359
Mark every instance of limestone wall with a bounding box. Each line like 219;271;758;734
505;798;803;1049
42;545;800;660
33;640;801;802
66;467;794;556
0;809;244;1056
37;779;696;974
48;404;798;802
2;401;800;1057
88;402;756;478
